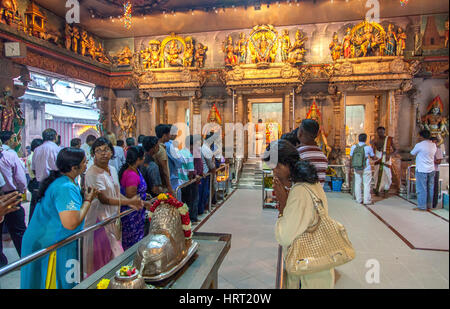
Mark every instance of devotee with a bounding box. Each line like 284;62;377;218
56;135;62;148
165;125;186;194
410;130;437;211
264;139;335;289
154;124;175;196
350;133;376;205
0;131;27;268
70;138;82;149
125;137;136;152
189;134;204;224
81;135;97;169
137;134;145;147
296;119;328;185
141;136;163;197
118;146;149;250
20;147;98;289
32;129;60;182
117;139;125;149
105;132;125;174
371;126;396;197
431;136;444;208
83;137;143;277
281;131;300;148
198;132;217;214
178;135;196;222
26;138;44;222
0;191;22;221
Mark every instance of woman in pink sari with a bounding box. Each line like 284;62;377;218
83;137;143;277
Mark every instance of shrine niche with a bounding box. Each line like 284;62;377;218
417;95;449;147
112;100;136;139
248;25;278;67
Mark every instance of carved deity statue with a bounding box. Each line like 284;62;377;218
329;32;342;61
222;35;238;67
280;29;291;63
445;19;449;48
165;40;183;67
0;91;24;151
396;27;407;56
418;96;449;147
88;36;96;60
354;23;379;57
64;24;72;51
384;24;397;56
72;26;80;53
80;30;89;56
141;40;161;69
306;100;331;158
288;30;308;64
94;43;111;64
0;0;18;25
115;46;133;66
112;101;136;139
236;33;248;64
194;43;207;68
183;37;194;67
342;27;353;58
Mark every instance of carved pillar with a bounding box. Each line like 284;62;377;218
236;94;244;125
407;88;419;148
150;97;158;136
283;92;290;133
374;95;381;130
392;90;406;191
330;93;343;150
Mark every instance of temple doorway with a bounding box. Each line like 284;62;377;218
249;99;283;156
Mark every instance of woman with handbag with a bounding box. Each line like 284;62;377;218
265;140;354;289
83;138;144;277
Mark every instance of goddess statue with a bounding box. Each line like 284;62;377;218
353;23;382;57
183;37;194;67
64;24;72;51
194;43;207;68
396;27;407;56
280;29;291;63
95;43;111;64
236;33;248;64
80;30;89;56
112;101;136;138
418;96;449;147
306;100;332;158
329;32;342;61
384;24;397;56
72;26;80;53
288;30;308;64
342;28;353;58
88;36;97;60
222;35;238;67
0;93;24;151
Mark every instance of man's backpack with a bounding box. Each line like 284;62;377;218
352;144;366;171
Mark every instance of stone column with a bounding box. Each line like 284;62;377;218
330;93;343;151
236;94;244;125
392;90;406;191
150;97;158;136
283;92;290;133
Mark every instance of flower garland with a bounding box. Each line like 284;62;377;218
148;193;192;239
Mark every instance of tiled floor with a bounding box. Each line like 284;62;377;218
197;189;449;289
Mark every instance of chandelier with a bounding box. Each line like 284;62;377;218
123;1;132;29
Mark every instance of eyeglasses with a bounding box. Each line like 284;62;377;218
95;148;112;154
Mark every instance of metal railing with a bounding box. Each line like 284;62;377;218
0;163;234;282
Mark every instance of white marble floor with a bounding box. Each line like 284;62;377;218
197;189;449;289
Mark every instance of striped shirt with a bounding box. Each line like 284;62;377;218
297;145;328;185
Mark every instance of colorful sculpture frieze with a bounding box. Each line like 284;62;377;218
0;86;24;151
112;101;136;139
248;25;278;65
139;33;207;69
328;20;409;61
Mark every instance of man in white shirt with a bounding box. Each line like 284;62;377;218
410;130;437;211
430;137;444;208
81;135;97;170
32;128;60;183
350;133;376;205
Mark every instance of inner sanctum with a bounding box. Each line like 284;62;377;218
0;0;448;291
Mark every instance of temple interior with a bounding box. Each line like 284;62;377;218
0;0;448;290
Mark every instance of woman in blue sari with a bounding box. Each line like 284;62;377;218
21;147;98;289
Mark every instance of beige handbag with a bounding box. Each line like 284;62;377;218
285;184;355;276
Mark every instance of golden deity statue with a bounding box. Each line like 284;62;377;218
353;22;384;57
112;101;137;138
0;0;19;25
384;24;397;56
418;96;449;147
72;26;80;53
165;39;183;67
342;27;353;58
64;24;72;51
80;30;89;56
396;26;407;56
222;35;238;67
94;42;110;64
141;40;161;69
88;36;96;60
116;46;133;66
280;29;291;63
194;43;207;68
236;33;248;64
183;37;194;67
288;30;308;64
306;100;332;158
329;32;342;61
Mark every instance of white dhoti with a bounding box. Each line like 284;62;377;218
374;150;392;192
255;132;264;156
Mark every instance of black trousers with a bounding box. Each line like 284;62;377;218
27;178;40;224
433;171;440;208
0;201;26;267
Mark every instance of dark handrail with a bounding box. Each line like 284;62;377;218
0;197;157;278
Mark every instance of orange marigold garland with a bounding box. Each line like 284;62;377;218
148;193;192;239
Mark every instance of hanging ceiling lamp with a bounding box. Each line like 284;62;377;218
400;0;409;6
123;1;132;29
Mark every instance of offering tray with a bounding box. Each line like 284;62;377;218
141;240;199;282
